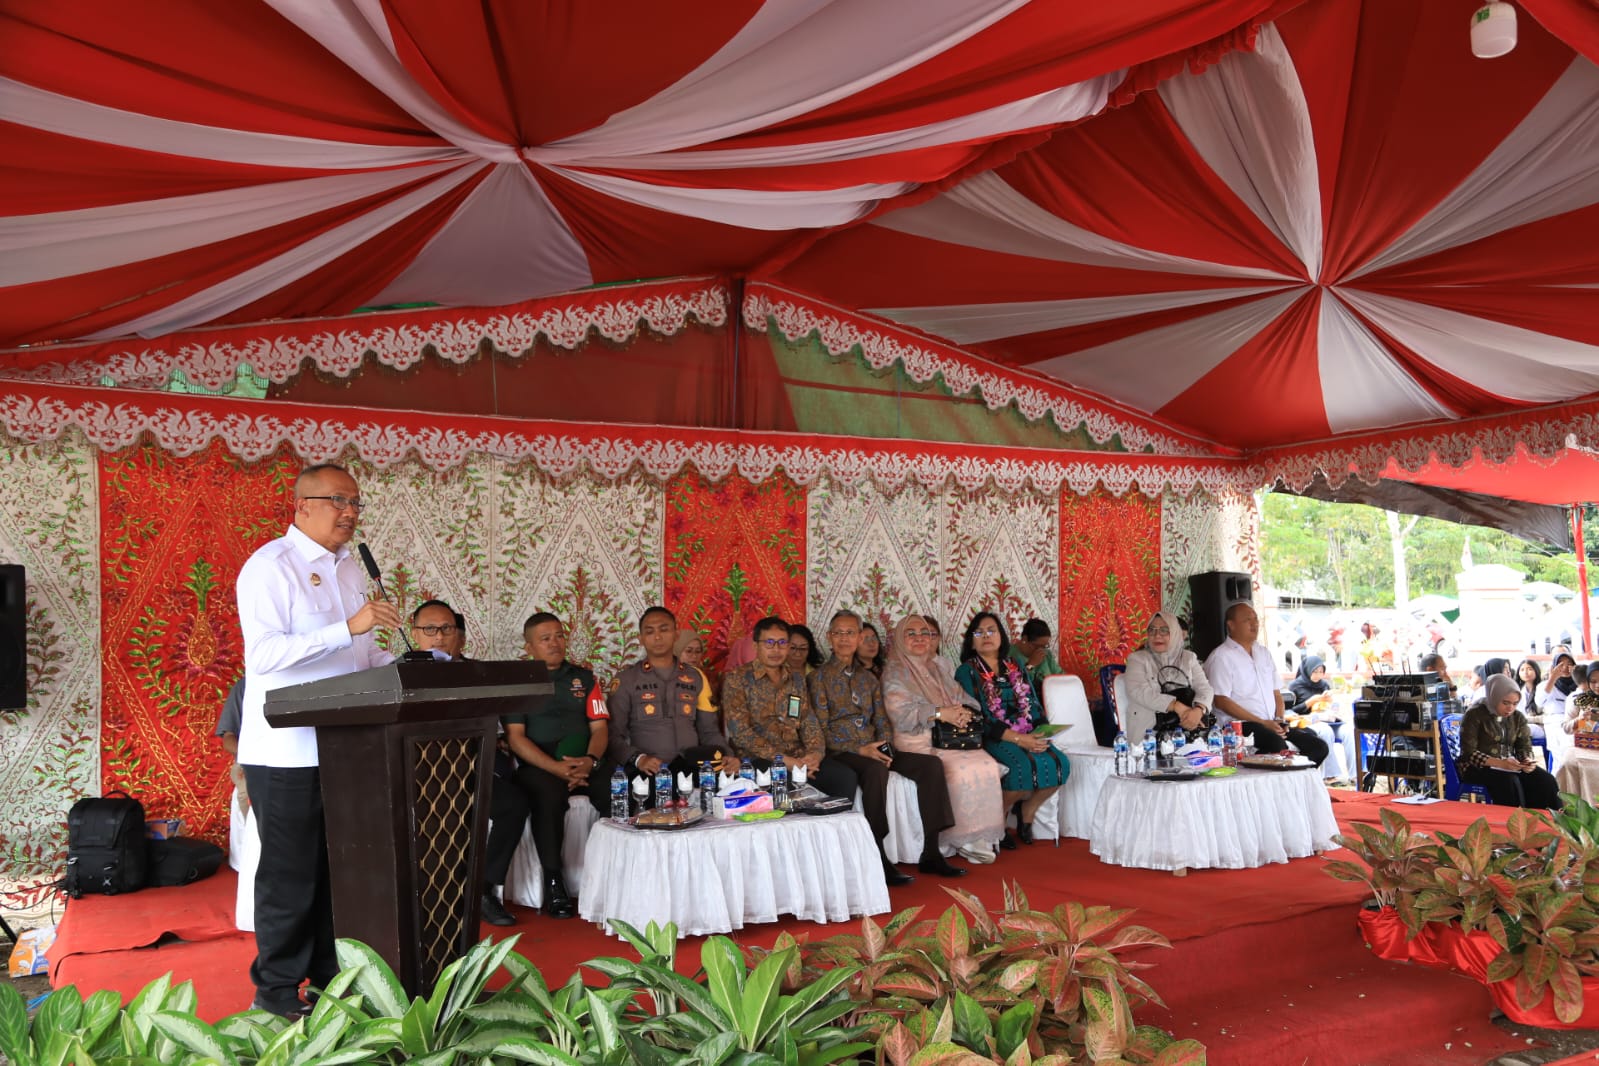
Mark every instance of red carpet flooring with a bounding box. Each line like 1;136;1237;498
49;794;1532;1065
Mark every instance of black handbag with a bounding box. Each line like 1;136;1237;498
931;717;984;751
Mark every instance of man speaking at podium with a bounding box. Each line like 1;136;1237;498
235;464;401;1018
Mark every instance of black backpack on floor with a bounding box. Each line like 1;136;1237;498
65;793;148;898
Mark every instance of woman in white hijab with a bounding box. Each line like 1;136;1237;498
882;615;1006;864
1122;611;1215;742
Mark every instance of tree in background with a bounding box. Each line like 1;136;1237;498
1262;495;1590;607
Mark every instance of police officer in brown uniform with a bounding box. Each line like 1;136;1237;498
606;606;728;795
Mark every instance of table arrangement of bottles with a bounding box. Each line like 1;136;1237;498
609;754;806;828
1111;721;1244;778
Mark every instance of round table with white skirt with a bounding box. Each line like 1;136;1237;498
1555;744;1599;801
1036;746;1118;841
1088;768;1339;873
579;811;890;937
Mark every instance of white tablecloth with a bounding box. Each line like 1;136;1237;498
1038;746;1118;841
1088;768;1339;872
579;811;890;937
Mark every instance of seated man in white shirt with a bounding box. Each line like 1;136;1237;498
1204;603;1328;765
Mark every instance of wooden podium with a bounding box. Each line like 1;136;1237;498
264;657;549;995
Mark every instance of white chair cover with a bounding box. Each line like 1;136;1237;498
503;797;601;908
233;795;258;932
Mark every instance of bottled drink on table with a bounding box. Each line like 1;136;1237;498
610;767;629;821
1157;730;1175;767
1223;723;1240;767
698;759;716;813
1141;729;1157;773
740;756;756;785
1207;723;1224;759
1112;730;1129;776
772;753;789;808
654;765;673;810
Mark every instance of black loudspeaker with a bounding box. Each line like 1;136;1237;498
1187;570;1252;662
0;565;25;711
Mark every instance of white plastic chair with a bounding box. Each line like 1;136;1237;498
1031;675;1094;842
503;797;601;908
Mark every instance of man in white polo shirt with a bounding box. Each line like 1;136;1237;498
235;463;401;1018
1203;602;1328;765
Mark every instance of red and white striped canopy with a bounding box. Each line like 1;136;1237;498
4;0;1599;456
777;0;1599;449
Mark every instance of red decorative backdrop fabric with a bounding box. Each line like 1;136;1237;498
99;443;294;845
1057;490;1162;696
663;472;807;681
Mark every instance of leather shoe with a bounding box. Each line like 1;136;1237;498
544;874;577;919
881;858;915;886
1016;820;1035;845
918;855;967;878
250;994;311;1020
481;894;515;927
998;833;1018;851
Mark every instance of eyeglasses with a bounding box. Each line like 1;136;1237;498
1147;625;1171;636
972;628;1000;638
412;624;458;637
905;629;935;638
759;638;790;648
301;494;365;512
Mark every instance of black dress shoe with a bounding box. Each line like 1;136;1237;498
544;874;577;919
998;833;1018;851
882;858;915;886
918;855;967;878
481;894;515;926
250;994;311;1020
1016;820;1035;845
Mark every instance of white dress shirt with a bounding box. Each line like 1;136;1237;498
236;524;392;767
1203;637;1280;724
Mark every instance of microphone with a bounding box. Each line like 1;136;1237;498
356;543;414;652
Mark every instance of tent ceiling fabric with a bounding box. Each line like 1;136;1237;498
3;0;1599;464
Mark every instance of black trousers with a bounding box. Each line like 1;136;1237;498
514;760;612;874
485;773;530;887
1463;766;1562;809
1244;722;1330;766
827;750;955;859
243;764;335;1011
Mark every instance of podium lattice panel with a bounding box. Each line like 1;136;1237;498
409;737;478;987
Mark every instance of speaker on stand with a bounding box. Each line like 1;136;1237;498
0;565;26;712
1187;570;1253;662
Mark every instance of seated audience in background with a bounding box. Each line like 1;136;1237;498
786;624;824;676
858;622;887;676
882;615;1004;866
1565;663;1599;734
1286;655;1354;784
1010;618;1062;691
811;610;965;882
1204;603;1329;766
607;607;728;785
409;600;530;926
1419;653;1455;696
505;611;612;921
1516;658;1547;739
955;612;1068;849
1122;611;1214;743
673;629;719;711
1538;653;1578;768
1459;674;1561;809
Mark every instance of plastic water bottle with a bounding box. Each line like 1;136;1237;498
1141;729;1157;773
1112;730;1130;776
1223;723;1240;767
610;767;629;821
1207;723;1224;759
654;765;673;810
1157;730;1175;766
740;756;756;785
698;760;716;812
772;754;789;808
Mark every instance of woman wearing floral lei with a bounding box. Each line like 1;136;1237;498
955;612;1069;849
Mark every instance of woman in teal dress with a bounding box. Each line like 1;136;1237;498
955;612;1068;847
